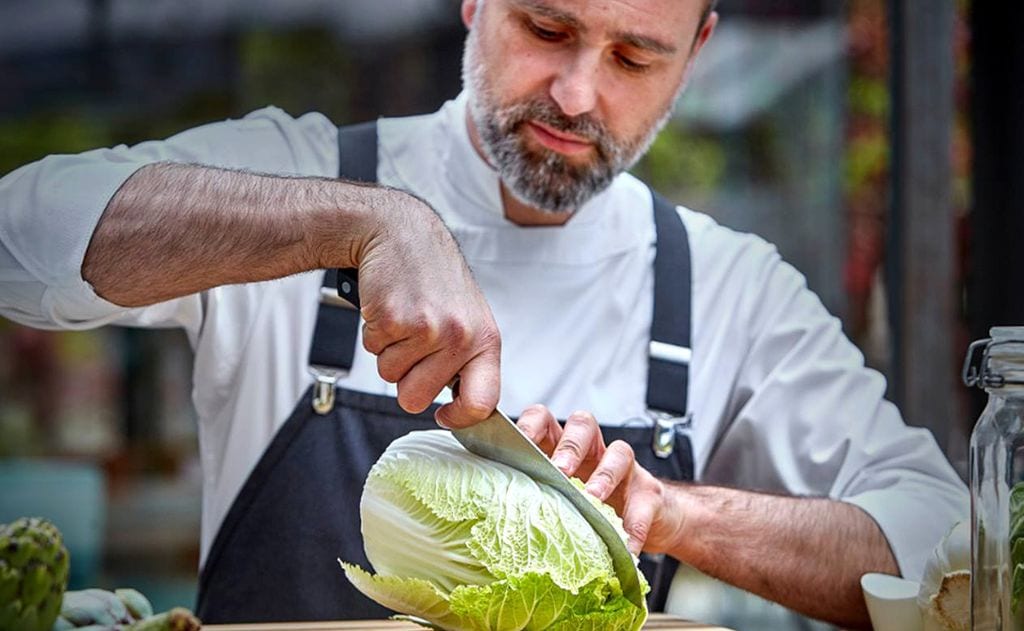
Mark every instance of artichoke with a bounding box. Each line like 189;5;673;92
0;517;70;631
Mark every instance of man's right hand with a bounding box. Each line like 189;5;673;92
83;163;501;428
350;189;501;429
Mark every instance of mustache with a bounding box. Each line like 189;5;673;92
503;99;616;158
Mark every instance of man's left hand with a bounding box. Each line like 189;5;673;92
515;405;682;556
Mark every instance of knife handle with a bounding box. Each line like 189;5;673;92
337;268;360;309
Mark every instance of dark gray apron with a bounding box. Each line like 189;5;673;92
195;122;695;623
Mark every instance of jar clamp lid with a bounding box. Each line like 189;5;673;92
963;327;1024;389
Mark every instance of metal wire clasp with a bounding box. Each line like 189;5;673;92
648;409;693;459
963;338;1024;389
309;366;348;415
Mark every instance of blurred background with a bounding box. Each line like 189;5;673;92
1;0;1021;628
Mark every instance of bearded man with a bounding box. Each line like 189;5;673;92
0;1;966;628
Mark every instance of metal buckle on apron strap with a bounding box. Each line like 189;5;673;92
308;286;359;415
648;409;693;458
647;339;693;459
309;366;348;415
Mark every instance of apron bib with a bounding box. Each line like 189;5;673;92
196;122;695;623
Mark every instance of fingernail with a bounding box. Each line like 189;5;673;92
585;482;606;499
627;537;641;556
551;453;572;472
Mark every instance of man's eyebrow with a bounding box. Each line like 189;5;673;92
612;31;678;56
512;0;585;32
512;0;678;56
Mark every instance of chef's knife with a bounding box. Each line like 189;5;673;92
333;268;646;610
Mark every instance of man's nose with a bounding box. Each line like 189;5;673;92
549;50;600;117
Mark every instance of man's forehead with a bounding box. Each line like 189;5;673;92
502;0;702;50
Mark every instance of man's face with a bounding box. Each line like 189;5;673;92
461;0;715;213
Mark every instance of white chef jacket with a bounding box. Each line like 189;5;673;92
0;93;967;580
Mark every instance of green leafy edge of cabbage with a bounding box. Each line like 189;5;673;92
341;562;645;631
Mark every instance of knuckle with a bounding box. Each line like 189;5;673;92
410;314;435;341
555;437;585;460
361;324;385;355
521;404;551;419
483;322;502;348
625;520;650;544
642;477;664;502
441;316;470;349
376;358;403;384
590;467;617;488
568;410;597;424
607;440;635;461
379;309;433;341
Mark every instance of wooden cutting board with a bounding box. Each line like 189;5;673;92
206;613;735;630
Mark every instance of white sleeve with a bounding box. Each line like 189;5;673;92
700;234;968;581
0;106;338;337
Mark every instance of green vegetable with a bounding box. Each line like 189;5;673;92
0;517;69;631
1013;482;1024;614
341;430;648;631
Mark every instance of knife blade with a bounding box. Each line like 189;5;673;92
333;269;646;609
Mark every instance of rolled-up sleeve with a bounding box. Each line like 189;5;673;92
700;234;968;582
0;106;338;334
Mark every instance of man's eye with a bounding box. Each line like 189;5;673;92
615;52;651;74
527;20;565;42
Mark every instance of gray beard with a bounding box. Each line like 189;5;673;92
461;28;674;214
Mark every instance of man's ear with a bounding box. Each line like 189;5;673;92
692;11;718;59
679;11;718;93
462;0;479;30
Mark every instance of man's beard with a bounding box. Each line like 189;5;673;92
462;28;675;214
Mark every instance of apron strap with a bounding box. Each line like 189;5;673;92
640;190;692;613
306;122;380;413
647;190;692;418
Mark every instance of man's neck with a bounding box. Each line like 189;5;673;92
465;109;574;227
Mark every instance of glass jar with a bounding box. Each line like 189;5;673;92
967;326;1024;629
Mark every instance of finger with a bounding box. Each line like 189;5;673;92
393;347;463;415
435;350;501;429
550;411;603;476
374;335;434;383
623;489;658;555
516;405;561;455
361;311;424;357
584;440;635;502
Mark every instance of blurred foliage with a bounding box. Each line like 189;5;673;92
844;131;889;198
633;123;727;198
848;75;889;119
0;113;112;176
841;0;890;346
239;28;354;123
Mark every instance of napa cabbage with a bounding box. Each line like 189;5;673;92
340;430;649;631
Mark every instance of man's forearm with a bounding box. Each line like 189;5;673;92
661;484;897;629
82;162;384;307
